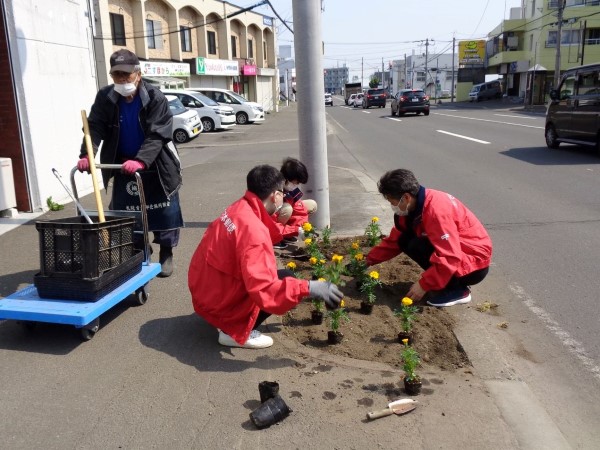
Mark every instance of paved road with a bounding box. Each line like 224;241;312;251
0;99;599;448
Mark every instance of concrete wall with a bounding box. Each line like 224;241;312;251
4;0;99;211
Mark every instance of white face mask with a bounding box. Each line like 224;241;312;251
391;197;409;216
114;82;137;97
284;181;299;192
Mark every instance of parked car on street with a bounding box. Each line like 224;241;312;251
353;93;364;108
165;95;202;143
390;89;430;116
162;89;236;132
325;93;333;106
468;80;502;102
362;88;387;108
188;88;265;125
348;93;358;107
545;63;600;154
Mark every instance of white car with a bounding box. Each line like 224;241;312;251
353;93;364;108
162;89;236;132
165;95;202;143
189;88;265;125
348;93;357;106
324;93;333;106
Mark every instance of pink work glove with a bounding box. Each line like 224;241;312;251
77;157;90;173
121;160;145;175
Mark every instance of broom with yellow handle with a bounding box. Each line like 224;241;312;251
81;110;109;247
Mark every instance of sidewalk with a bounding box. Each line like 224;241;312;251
0;103;568;449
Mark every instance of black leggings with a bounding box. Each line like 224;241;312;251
403;236;489;290
252;269;295;329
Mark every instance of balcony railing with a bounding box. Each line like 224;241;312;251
548;0;600;8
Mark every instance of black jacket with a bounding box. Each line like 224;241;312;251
80;79;182;198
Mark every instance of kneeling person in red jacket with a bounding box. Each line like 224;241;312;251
188;165;343;349
367;169;492;307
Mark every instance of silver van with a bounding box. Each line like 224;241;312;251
545;63;600;154
469;81;502;102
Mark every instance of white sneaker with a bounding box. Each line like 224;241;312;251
218;330;273;349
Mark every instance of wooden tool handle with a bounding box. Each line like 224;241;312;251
367;408;393;420
81;110;105;223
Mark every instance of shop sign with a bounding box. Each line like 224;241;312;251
458;40;486;66
257;67;276;76
195;57;239;76
141;61;190;77
242;65;257;76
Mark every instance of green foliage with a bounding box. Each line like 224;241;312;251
364;217;382;246
369;77;380;88
46;196;64;211
401;342;421;381
359;271;382;305
321;225;332;247
327;302;350;332
312;298;325;313
394;299;420;332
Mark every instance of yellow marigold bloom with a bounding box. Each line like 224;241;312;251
340;299;345;308
402;338;409;345
401;297;413;306
286;261;297;270
309;257;318;265
351;242;359;250
332;254;343;263
369;270;379;279
319;259;326;264
302;222;313;232
318;277;326;282
304;238;312;245
354;253;364;261
371;216;379;223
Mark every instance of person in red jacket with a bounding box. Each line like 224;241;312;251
367;169;492;307
188;165;343;349
272;157;318;248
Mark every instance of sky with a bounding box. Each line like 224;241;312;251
235;0;524;79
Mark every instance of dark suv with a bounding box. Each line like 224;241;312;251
391;89;430;116
362;88;387;108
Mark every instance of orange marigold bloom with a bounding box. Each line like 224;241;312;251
401;297;413;306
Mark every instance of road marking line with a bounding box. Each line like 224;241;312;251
386;117;402;122
509;283;600;381
434;112;545;129
327;114;348;133
494;114;539;120
436;130;490;144
362;111;371;114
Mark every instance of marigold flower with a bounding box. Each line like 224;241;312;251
332;254;343;263
371;216;379;223
351;242;360;250
319;259;326;264
369;270;379;279
318;277;326;282
286;261;297;270
402;338;409;345
304;238;312;245
340;299;345;308
401;297;413;306
302;222;313;232
354;253;364;261
309;257;318;265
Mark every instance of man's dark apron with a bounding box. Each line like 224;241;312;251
110;170;183;232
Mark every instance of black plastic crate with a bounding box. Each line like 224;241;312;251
36;216;135;279
34;251;143;301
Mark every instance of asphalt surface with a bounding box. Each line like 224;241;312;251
0;99;591;449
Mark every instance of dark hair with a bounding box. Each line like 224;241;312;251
247;165;285;200
280;157;308;184
377;169;420;199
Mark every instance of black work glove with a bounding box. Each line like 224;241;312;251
308;281;343;309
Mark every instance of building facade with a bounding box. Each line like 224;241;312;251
1;0;278;212
323;66;349;95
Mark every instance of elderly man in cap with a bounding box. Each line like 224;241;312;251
77;49;183;277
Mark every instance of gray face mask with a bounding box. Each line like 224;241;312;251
391;198;409;216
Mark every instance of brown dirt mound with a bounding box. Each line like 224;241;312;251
278;236;470;372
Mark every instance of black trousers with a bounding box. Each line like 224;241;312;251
403;236;489;290
252;269;295;329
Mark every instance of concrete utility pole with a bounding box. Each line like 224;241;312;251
554;0;566;87
424;38;429;91
451;36;456;103
292;0;330;228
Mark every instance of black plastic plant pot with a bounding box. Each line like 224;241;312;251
258;381;280;403
311;310;324;325
249;395;291;429
360;301;374;315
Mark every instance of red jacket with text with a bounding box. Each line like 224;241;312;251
188;191;310;344
367;188;492;292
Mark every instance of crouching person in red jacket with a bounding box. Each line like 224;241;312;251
367;169;492;307
188;165;343;349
